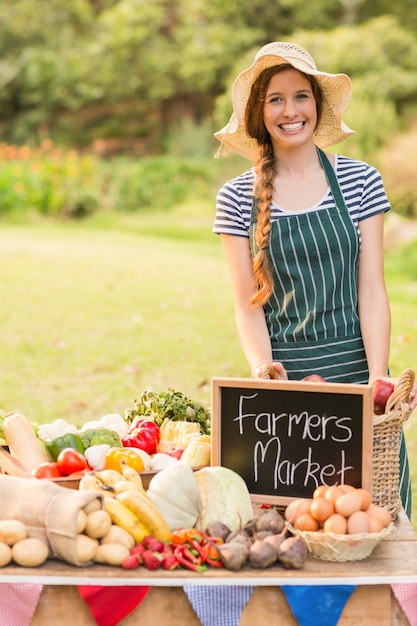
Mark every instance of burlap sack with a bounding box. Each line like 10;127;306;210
0;474;103;566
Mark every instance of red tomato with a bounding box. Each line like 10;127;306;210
32;462;62;479
67;467;93;479
56;448;88;476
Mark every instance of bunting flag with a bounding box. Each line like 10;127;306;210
391;583;417;626
281;585;356;626
183;585;256;626
77;585;151;626
0;583;43;626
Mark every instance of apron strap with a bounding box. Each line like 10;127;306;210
316;147;348;213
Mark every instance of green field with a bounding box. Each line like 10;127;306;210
1;212;416;528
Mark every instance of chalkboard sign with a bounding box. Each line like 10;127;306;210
211;377;373;506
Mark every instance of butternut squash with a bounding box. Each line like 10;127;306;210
3;413;51;472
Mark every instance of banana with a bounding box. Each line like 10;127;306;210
95;469;124;487
120;461;145;492
103;496;150;543
113;480;141;494
116;490;172;542
79;473;114;495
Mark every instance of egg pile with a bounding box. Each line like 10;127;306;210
285;484;392;535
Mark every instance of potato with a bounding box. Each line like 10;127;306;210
85;509;112;539
0;520;27;546
83;499;102;515
94;543;130;566
75;534;99;564
0;542;12;567
100;525;135;551
76;509;88;534
12;538;49;567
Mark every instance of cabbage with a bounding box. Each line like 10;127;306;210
194;466;253;532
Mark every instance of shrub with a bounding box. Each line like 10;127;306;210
0;142;99;218
379;118;417;219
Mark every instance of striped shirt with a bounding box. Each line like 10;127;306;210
213;154;391;237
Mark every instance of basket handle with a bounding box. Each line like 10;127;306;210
385;368;415;413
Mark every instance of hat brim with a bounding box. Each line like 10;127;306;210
215;50;354;161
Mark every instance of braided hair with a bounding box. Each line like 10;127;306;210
244;65;323;307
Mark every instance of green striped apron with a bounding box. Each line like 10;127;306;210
249;148;411;517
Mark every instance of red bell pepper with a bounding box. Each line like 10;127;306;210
122;419;161;455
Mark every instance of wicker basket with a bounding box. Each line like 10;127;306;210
372;368;415;519
289;523;395;562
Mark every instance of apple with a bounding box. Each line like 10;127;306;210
373;379;395;415
162;446;185;460
302;374;327;382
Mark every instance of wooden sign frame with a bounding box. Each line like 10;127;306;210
211;377;374;506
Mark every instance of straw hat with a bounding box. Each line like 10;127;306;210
215;41;354;161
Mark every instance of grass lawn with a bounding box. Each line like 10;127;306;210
1;212;417;528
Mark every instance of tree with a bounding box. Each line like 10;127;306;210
0;0;416;152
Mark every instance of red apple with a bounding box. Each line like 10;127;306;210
373;379;395;415
163;446;184;460
302;374;327;383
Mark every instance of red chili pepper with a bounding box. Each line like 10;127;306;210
199;530;224;546
174;546;207;573
191;539;210;561
183;545;200;564
205;556;224;568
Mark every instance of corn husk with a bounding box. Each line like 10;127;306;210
181;439;211;468
158;418;201;446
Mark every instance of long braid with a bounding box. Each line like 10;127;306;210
250;144;275;307
244;65;323;308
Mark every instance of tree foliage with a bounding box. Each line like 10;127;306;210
0;0;416;153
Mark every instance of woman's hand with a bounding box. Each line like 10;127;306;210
253;361;288;380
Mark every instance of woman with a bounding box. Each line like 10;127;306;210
213;41;414;517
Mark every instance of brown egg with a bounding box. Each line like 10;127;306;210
335;491;363;518
324;485;345;504
354;488;372;511
323;513;347;535
310;497;334;522
285;499;313;524
313;485;328;499
294;512;319;532
366;505;392;528
347;510;370;535
367;515;385;533
338;484;356;494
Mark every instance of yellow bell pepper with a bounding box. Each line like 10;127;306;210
104;447;144;473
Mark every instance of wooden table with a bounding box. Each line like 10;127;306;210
0;510;415;625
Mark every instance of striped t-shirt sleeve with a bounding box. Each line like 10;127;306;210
213;168;254;237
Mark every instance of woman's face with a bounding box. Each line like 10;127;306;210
262;67;318;149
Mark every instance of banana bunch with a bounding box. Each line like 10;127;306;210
79;464;172;543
